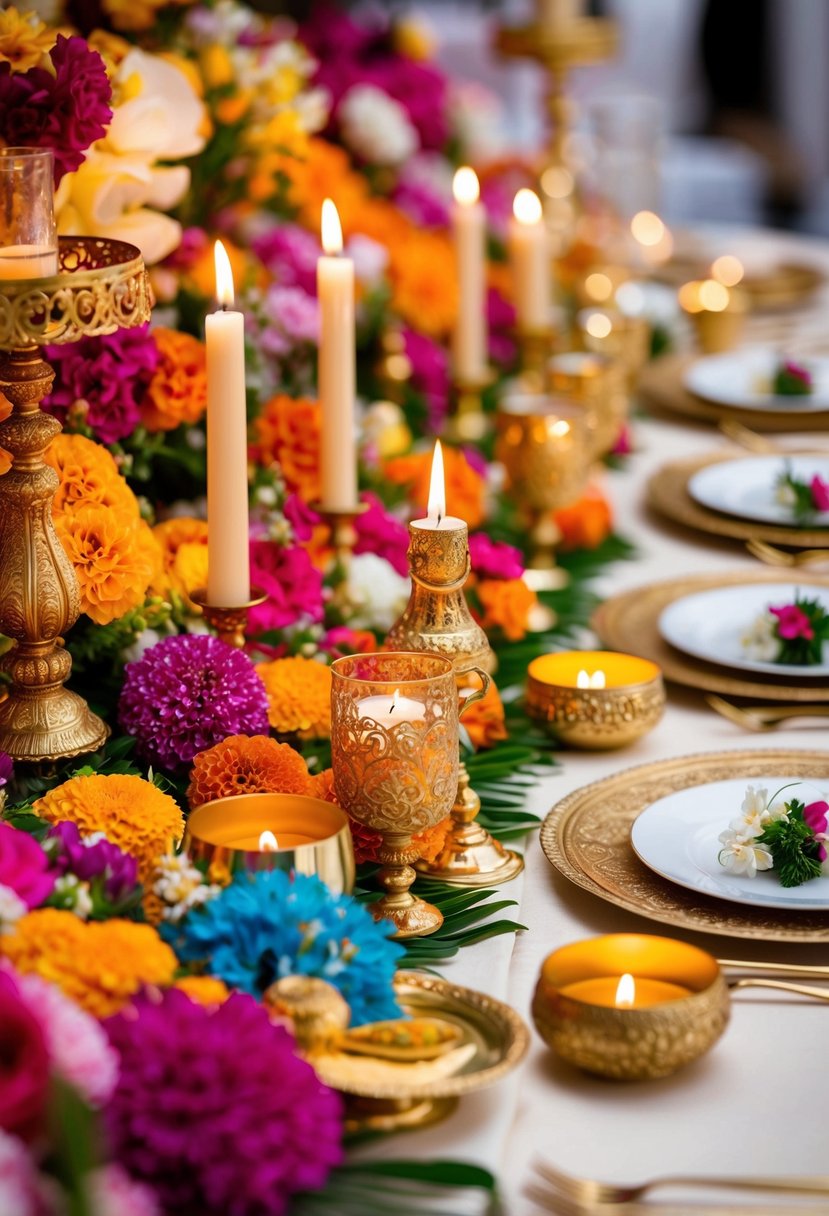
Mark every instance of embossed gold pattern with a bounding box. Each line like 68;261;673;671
541;748;829;941
526;674;665;749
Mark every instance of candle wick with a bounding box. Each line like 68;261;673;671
437;512;442;528
389;701;396;715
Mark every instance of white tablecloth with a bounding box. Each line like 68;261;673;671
362;228;829;1214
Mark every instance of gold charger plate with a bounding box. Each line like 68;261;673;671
639;354;829;433
592;569;829;702
647;451;829;549
655;257;823;311
541;748;829;942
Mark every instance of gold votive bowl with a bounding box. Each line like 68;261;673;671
679;280;748;354
547;350;629;458
574;307;650;390
532;934;730;1081
184;793;356;894
526;650;664;749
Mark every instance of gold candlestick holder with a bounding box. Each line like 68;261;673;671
444;369;493;443
384;517;524;887
518;325;557;389
0;236;151;763
191;587;267;649
313;500;369;615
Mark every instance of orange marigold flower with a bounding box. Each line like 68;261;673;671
284;137;369;233
388;230;458;336
34;773;184;883
477;577;537;642
310;768;338;803
55;506;160;626
554;485;613;551
173;975;230;1006
1;908;177;1017
413;816;453;865
0;390;12;476
385;446;486;529
151;516;209;603
256;656;332;738
186;236;249;300
250;394;321;502
44;433;136;520
140;328;208;432
187;734;312;809
461;680;508;750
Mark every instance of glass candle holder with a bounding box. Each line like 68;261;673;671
547;350;628;458
330;652;461;938
0;148;58;280
574;306;650;392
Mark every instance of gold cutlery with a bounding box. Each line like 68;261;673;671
719;958;829;979
706;695;829;732
527;1187;826;1216
747;538;829;567
718;420;779;453
728;978;829;1000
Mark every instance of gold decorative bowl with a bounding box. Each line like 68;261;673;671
526;650;664;750
532;935;730;1081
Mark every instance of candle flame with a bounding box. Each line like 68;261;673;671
698;278;730;312
711;255;744;287
321;198;343;255
576;669;606;689
585;312;613;339
259;830;279;852
615;973;635;1008
389;688;400;715
453;166;480;206
427;438;446;524
513;187;542;226
214;240;235;308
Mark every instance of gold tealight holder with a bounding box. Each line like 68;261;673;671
574;307;650;393
678;279;748;354
547;350;629;459
532;934;730;1081
184;792;356;893
526;650;664;749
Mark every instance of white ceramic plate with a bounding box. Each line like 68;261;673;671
631;776;829;910
685;350;829;413
658;583;829;678
688;455;829;526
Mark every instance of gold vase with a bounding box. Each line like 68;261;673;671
0;236;151;762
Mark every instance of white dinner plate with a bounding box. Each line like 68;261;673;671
658;583;829;678
685;350;829;413
631;776;829;910
688;455;829;526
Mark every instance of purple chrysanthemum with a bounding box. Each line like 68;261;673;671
105;990;343;1216
118;635;270;772
46;821;139;905
43;325;159;444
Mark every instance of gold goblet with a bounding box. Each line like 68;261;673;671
547;350;628;459
574;307;650;393
330;652;487;939
495;393;589;590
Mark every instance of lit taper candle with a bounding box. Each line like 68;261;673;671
451;166;487;382
412;440;465;532
206;240;250;607
508;188;552;331
317;198;357;510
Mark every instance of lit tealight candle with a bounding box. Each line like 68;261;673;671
559;972;693;1009
318;198;357;510
411;440;465;532
576;669;606;690
679;277;746;354
451;166;487;382
509;188;552;332
354;687;427;728
259;830;279;852
526;651;664;749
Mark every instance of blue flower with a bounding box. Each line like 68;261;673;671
167;870;404;1026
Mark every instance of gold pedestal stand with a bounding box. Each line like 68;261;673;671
314;501;368;615
444;370;493;443
518;325;556;389
191;588;267;648
0;237;151;763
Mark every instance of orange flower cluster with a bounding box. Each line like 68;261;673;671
44;434;160;625
385;445;486;529
140;327;208;432
34;773;184;882
461;679;508;750
1;908;178;1017
554;485;613;551
187;734;312;809
173;975;230;1006
477;578;537;642
0;391;12;476
151;516;209;606
250;394;321;503
256;656;332;738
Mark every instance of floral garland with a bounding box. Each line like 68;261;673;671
718;783;829;888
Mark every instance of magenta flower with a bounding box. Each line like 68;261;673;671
402;327;450;431
105;989;343;1216
252;224;320;296
46;821;139;905
283;493;320;543
0;825;54;910
810;475;829;512
0;753;12;788
393;177;450;229
0;1127;47;1216
249;541;324;633
469;533;524;580
612;424;633;456
804;800;829;862
770;602;815;641
487;286;518;367
261;284;320;353
354;492;409;576
0;971;50;1142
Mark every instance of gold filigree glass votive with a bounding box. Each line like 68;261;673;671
532;934;730;1080
526;649;664;749
547;350;629;458
330;652;460;939
574;306;650;391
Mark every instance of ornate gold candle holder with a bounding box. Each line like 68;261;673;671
495;394;589;590
184;792;356;893
0;236;151;763
532;934;730;1080
678;279;748;354
444;369;493;444
574;307;651;393
331;652;466;938
518;325;557;390
312;500;369;614
191;587;267;649
547;350;628;459
526;650;664;749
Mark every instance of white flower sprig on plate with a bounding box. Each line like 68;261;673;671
718;783;829;887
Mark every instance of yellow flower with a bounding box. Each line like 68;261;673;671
150;516;208;607
256;656;332;738
1;909;178;1017
101;0;195;34
393;17;436;62
174;975;230;1006
55;507;160;626
200;44;234;90
0;7;55;72
34;773;184;883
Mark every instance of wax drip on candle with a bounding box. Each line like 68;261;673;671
259;830;279;852
428;439;446;528
615;973;635;1008
214;239;234;311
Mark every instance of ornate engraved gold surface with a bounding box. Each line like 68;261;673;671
593;569;829;703
540;748;829;942
647;451;829;550
639;354;829;433
526;671;665;749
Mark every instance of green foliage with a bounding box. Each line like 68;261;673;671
292;1160;498;1215
759;798;824;888
774;595;829;666
777;463;819;521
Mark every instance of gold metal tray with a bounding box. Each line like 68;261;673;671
312;971;529;1133
592;569;829;702
540;749;829;942
655;257;823;311
639;354;829;433
647;451;829;549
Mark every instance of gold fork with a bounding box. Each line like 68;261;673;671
533;1161;829;1207
718;420;779;454
527;1185;823;1216
705;695;829;732
747;539;829;567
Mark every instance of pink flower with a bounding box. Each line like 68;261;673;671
612;424;633;456
487;286;517;367
0;972;50;1142
402;328;450;432
283;494;320;543
0;825;54;910
249;541;324;633
353;493;409;576
804;800;829;862
89;1165;161;1216
770;603;815;640
253;224;320;296
469;533;524;580
0;1128;46;1216
262;285;320;350
810;475;829;512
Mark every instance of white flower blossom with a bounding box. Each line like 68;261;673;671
775;480;797;507
348;553;411;631
718;828;774;877
728;784;771;837
0;885;26;934
339;84;419;166
54;874;93;921
741;610;779;662
153;853;221;923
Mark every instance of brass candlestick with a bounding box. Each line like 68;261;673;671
518;325;557;390
191;588;267;649
313;501;369;615
444;370;493;444
0;236;151;763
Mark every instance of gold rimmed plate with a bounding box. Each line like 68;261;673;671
592;569;829;702
655;256;823;310
540;749;829;942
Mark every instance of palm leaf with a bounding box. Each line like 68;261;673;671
292;1159;498;1216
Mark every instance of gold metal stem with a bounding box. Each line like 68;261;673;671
313;501;368;613
372;831;444;939
444;372;493;443
417;762;524;886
